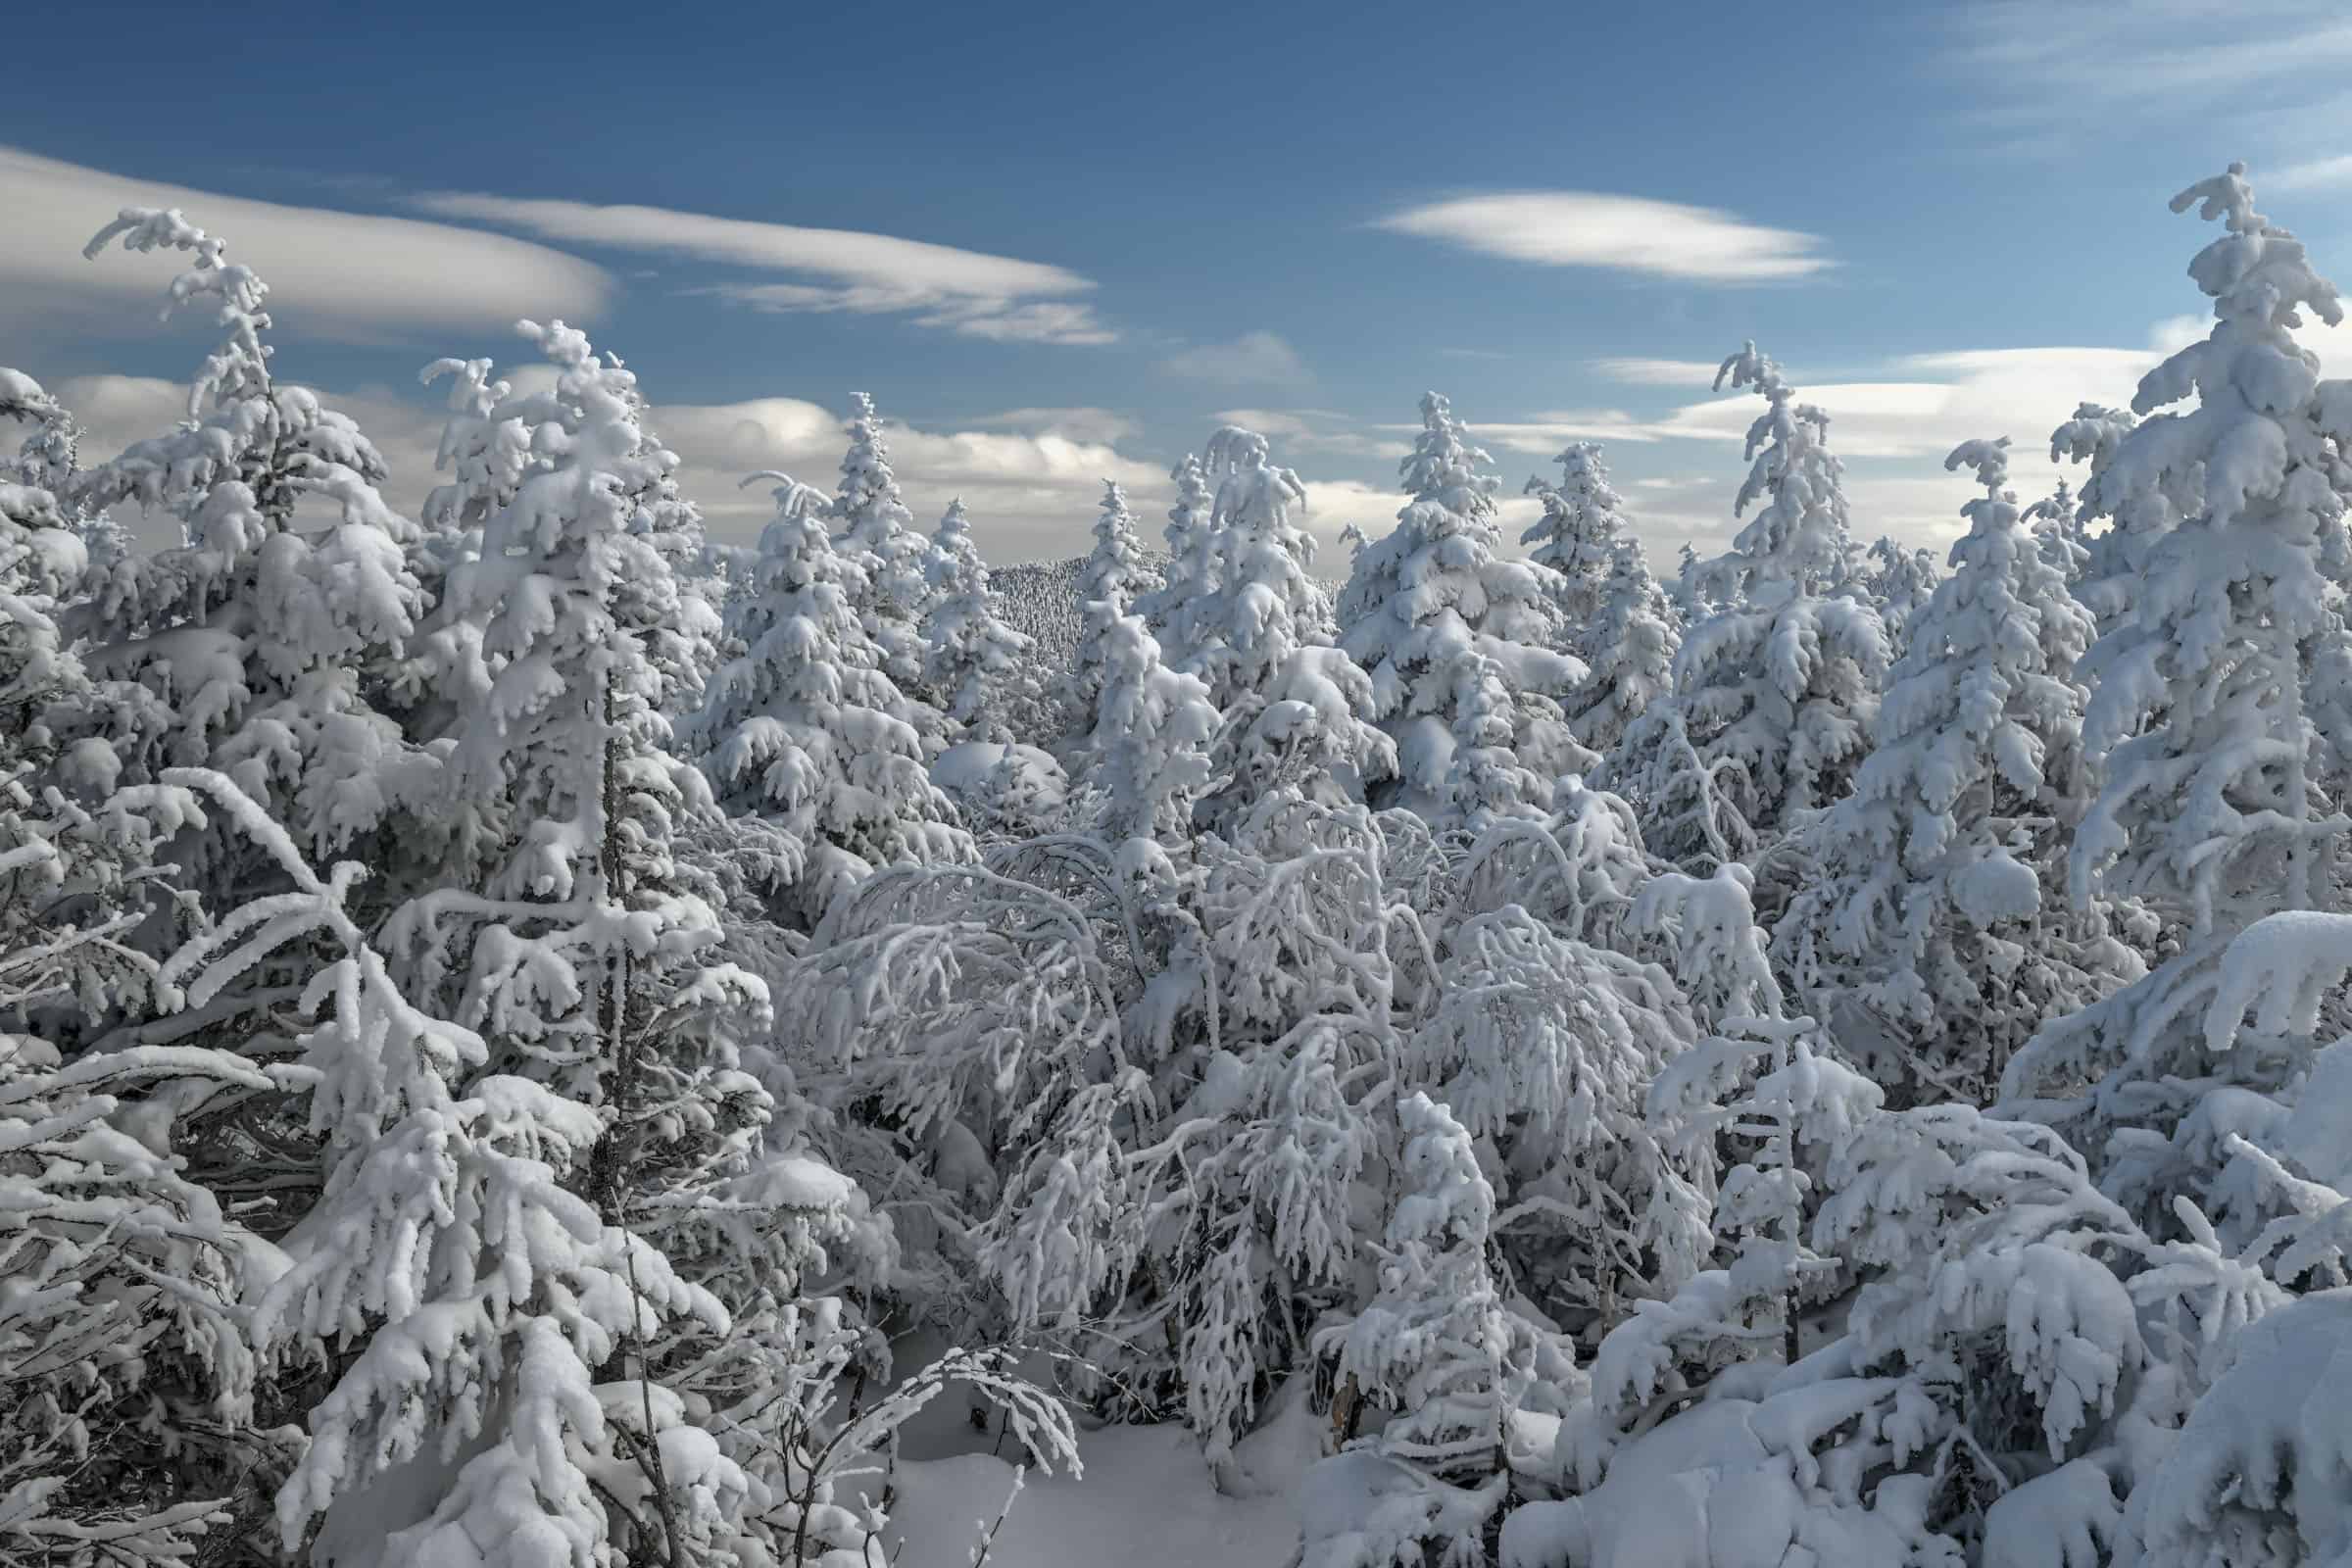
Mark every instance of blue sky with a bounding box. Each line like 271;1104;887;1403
7;0;2352;562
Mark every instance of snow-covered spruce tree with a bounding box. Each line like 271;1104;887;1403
1856;534;1942;663
685;472;971;925
66;209;437;918
1602;345;1887;869
1082;611;1221;845
1521;442;1623;639
141;770;733;1563
1316;1093;1523;1550
1137;451;1219;673
1065;479;1154;719
1500;1092;2179;1568
0;493;280;1558
1669;540;1710;623
921;495;1042;743
0;368;128;568
2066;165;2352;936
1187;424;1339;716
2003;164;2352;1241
145;768;1054;1566
1338;394;1589;825
2047;399;2156;638
1522;443;1680;756
1209;641;1396;816
1505;897;2352;1568
1650;1014;1878;1367
380;319;778;1329
1572;537;1680;759
829;391;938;707
1775;435;2133;1106
2024;475;2092;590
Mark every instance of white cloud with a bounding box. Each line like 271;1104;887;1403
1942;4;2352;162
0;146;612;345
1592;357;1729;387
1954;3;2352;106
415;190;1114;346
1210;408;1410;462
1376;191;1831;282
1161;331;1311;385
2269;154;2352;192
959;407;1142;445
1641;346;2170;463
1467;410;1695;456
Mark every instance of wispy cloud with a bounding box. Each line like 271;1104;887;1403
1953;3;2352;104
414;190;1115;345
1376;191;1831;282
1592;357;1730;387
1209;408;1408;461
0;146;612;344
1161;331;1311;385
1462;410;1694;456
959;407;1141;445
1940;3;2352;158
2269;153;2352;192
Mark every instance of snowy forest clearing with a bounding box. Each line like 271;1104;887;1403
887;1396;1312;1568
10;153;2352;1568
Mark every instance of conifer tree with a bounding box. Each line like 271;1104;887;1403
1067;479;1152;718
688;474;971;924
1604;345;1887;865
1338;394;1589;823
1084;612;1220;844
1324;1094;1524;1487
922;496;1041;741
68;209;437;902
1778;435;2127;1104
2063;165;2352;934
1138;451;1218;671
830;391;936;703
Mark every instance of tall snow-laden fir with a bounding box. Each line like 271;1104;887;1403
829;391;937;705
921;495;1041;742
67;209;437;908
2064;163;2351;935
1139;451;1219;673
2006;163;2352;1239
1524;443;1680;756
1521;441;1623;637
1186;425;1336;714
1857;534;1943;662
1066;478;1152;721
1603;344;1887;869
1082;611;1220;843
1777;435;2132;1105
1339;393;1588;824
689;471;970;924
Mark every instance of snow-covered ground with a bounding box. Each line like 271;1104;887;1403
888;1383;1318;1568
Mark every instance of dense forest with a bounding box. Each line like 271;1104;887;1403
5;162;2352;1568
